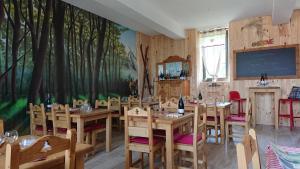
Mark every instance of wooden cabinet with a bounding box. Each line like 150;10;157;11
157;80;190;99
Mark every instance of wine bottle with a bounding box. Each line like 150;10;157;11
45;93;52;112
198;91;202;100
178;95;185;115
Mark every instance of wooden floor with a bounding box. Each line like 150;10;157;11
85;125;300;169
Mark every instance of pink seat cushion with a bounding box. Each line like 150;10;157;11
35;125;53;132
174;133;202;145
57;127;68;134
84;123;106;132
226;115;245;122
207;116;220;122
130;137;162;145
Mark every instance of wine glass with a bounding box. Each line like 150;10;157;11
0;134;5;145
5;130;19;143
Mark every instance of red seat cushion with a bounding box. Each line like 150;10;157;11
174;133;202;145
35;125;53;132
84;123;106;132
226;115;245;122
112;111;119;114
130;137;162;145
207;116;220;122
57;127;68;134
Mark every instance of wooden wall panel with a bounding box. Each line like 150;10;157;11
136;32;151;97
229;10;300;126
137;31;199;98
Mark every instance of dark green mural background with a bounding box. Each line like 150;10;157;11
0;0;137;133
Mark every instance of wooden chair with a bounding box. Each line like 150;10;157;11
148;95;161;111
108;96;121;118
89;99;109;153
229;91;246;116
150;95;161;102
184;95;193;102
5;129;77;169
204;98;221;144
51;104;92;143
226;98;252;143
167;97;179;104
159;100;178;112
124;106;165;169
174;105;207;169
236;129;261;169
95;99;108;109
72;99;88;108
51;104;72;138
128;97;141;109
29;103;51;136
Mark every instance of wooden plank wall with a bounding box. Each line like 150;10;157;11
136;30;199;97
137;10;300;126
229;10;300;126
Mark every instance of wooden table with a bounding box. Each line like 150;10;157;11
121;101;159;107
46;109;113;152
129;112;194;169
0;137;93;169
185;102;231;144
153;112;194;169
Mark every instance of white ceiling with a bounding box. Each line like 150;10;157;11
63;0;300;39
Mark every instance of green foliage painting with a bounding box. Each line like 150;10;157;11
0;0;137;133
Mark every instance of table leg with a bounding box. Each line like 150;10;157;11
274;91;280;130
77;118;84;143
220;108;225;144
165;125;174;169
75;154;84;169
106;112;112;152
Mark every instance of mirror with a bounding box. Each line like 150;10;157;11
156;55;191;80
166;62;182;77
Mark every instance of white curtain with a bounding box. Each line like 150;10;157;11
200;29;227;81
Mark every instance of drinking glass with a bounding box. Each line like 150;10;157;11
5;130;18;143
0;134;5;145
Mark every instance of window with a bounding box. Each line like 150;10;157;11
200;29;228;81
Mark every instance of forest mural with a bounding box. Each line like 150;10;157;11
0;0;137;132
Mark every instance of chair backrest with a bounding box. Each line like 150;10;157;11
236;129;261;169
72;99;87;108
203;98;218;119
128;97;141;108
0;119;4;134
124;106;153;146
167;97;179;104
184;96;193;102
29;103;47;136
229;91;241;101
159;100;178;112
51;104;71;137
108;97;121;111
244;98;252;122
193;105;206;146
5;129;76;169
148;95;161;102
95;99;108;109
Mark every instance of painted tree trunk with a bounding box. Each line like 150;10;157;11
92;18;107;100
28;0;52;103
53;0;66;104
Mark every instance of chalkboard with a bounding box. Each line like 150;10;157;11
234;45;299;79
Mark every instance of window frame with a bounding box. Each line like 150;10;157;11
201;29;229;82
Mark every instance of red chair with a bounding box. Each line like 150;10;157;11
278;98;300;130
229;91;246;116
